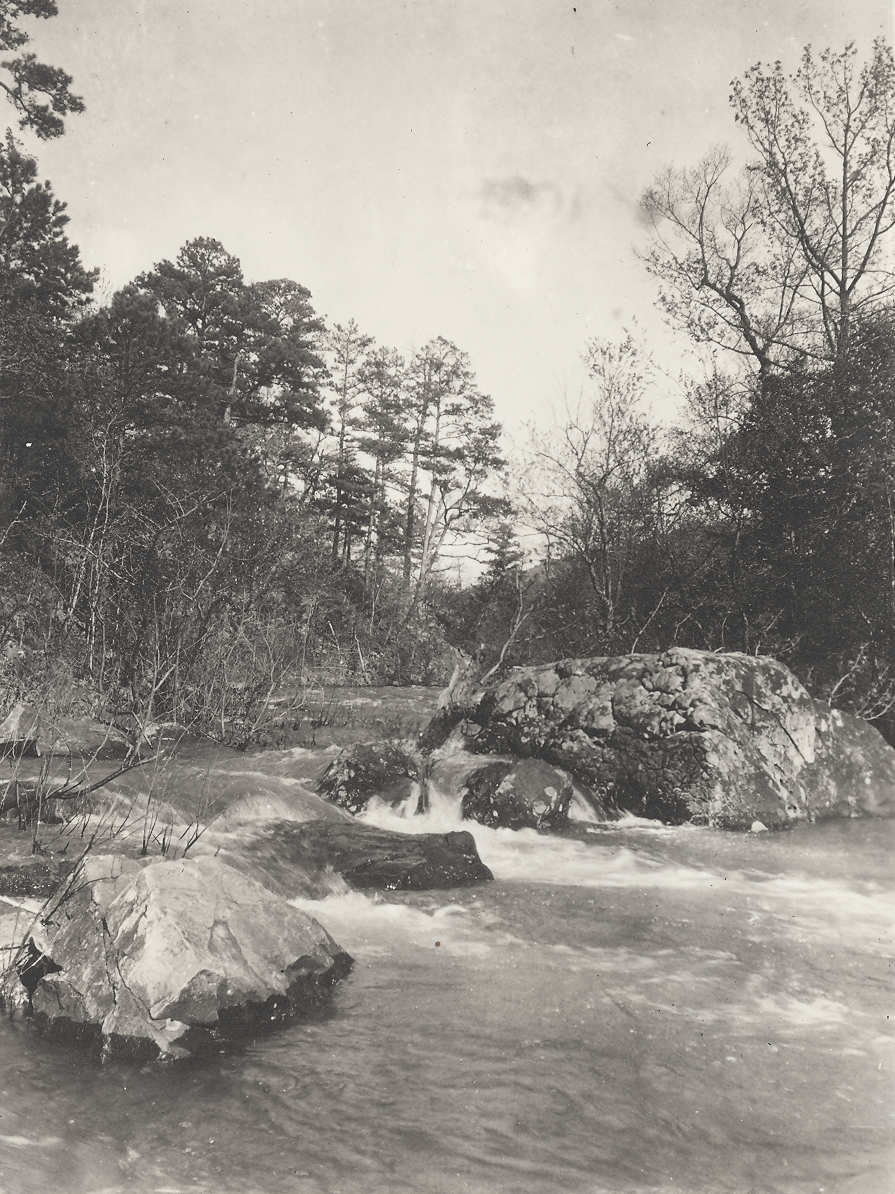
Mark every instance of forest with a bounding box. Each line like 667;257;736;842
2;6;895;743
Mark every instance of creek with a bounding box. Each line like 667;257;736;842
0;734;892;1194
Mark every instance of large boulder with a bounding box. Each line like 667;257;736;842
448;648;895;829
0;853;352;1061
318;742;420;815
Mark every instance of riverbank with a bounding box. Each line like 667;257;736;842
0;682;893;1191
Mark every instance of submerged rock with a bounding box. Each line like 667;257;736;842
318;742;420;815
460;758;578;830
0;856;75;899
439;648;895;830
209;785;352;830
1;853;352;1061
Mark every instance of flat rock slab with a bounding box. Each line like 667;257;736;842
208;819;493;892
290;822;493;890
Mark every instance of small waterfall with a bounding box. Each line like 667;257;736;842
364;744;615;836
361;748;509;830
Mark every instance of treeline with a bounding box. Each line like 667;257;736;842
0;188;507;723
0;9;507;727
2;10;895;739
460;317;895;728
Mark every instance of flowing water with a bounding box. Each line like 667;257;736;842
0;739;893;1194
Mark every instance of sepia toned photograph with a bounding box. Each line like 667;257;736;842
0;2;893;1192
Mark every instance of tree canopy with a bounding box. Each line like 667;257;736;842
3;28;895;742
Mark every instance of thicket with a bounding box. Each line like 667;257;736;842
2;11;894;741
0;211;507;726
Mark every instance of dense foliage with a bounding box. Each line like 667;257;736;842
0;129;507;733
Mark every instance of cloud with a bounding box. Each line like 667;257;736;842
603;178;655;228
478;176;565;224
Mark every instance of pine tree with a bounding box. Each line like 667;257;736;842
324;320;374;561
0;0;84;139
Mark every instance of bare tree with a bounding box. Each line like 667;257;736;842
643;41;895;375
520;333;660;648
641;146;810;378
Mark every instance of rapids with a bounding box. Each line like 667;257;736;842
0;739;892;1194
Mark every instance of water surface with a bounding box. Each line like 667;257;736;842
0;745;892;1194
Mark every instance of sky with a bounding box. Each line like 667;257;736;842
18;0;895;433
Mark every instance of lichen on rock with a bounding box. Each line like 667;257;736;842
460;758;581;830
317;742;420;815
444;648;895;829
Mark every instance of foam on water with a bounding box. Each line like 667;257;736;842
3;732;894;1194
290;888;541;962
357;794;895;971
752;992;851;1030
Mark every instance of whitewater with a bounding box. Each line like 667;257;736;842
0;743;892;1194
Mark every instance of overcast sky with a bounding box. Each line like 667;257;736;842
22;0;895;429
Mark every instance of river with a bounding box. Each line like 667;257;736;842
0;737;892;1194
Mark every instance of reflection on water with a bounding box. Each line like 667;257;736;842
0;745;893;1194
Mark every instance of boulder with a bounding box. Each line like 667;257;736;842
449;648;895;829
199;819;494;894
318;742;420;815
39;716;134;760
460;758;579;830
1;853;352;1061
804;705;895;817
